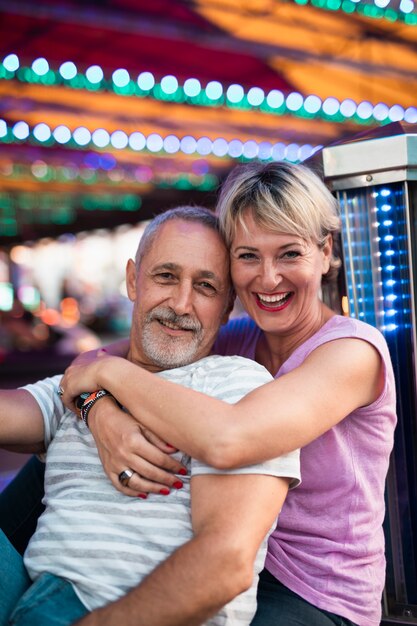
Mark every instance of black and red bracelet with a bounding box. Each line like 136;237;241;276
80;390;112;428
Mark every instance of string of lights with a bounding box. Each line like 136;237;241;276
0;118;320;163
291;0;416;23
2;54;417;128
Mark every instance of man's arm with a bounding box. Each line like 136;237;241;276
75;472;290;626
0;389;45;451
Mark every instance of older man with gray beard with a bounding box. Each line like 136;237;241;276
0;206;300;626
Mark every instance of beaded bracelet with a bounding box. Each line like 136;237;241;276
80;389;112;428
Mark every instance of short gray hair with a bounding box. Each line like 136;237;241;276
135;205;222;265
216;161;341;282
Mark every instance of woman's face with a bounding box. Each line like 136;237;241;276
230;210;332;334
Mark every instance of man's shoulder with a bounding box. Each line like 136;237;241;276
165;354;269;377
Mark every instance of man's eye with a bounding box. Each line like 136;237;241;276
156;272;175;280
198;282;216;292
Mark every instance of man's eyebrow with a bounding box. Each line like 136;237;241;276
152;262;179;272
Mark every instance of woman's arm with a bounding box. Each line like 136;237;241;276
61;337;383;469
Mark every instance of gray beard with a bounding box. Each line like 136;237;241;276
141;307;204;370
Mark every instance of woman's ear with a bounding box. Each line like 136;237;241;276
321;234;333;275
125;259;137;302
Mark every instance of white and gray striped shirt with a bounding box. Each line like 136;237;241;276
22;354;300;625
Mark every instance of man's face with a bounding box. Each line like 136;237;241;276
126;219;232;371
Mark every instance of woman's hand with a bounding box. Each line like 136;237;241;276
60;355;112;413
87;398;186;497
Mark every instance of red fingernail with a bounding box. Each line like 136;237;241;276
101;348;108;353
159;488;170;495
173;481;183;489
178;468;187;476
165;443;175;448
137;493;147;499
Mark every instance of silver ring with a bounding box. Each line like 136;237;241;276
118;469;135;487
57;386;64;397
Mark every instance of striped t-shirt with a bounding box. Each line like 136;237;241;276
22;354;300;626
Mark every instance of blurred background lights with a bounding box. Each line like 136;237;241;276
128;131;146;151
226;84;244;104
388;104;405;121
340;98;357;117
33;123;52;142
405;107;417;123
112;68;130;87
53;125;71;144
322;97;340;116
91;128;110;148
31;57;49;76
212;137;228;157
196;137;212;156
258;141;273;160
3;53;19;72
180;135;197;154
0;119;7;137
242;140;259;159
137;71;155;90
86;65;104;84
163;135;180;153
12;121;30;140
73;127;91;146
247;87;265;107
286;92;304;112
356;101;374;119
266;89;284;109
304;95;322;114
183;78;201;97
59;61;77;80
205;80;223;100
399;0;414;12
373;103;389;121
146;133;164;152
160;75;178;94
271;143;286;161
110;130;128;149
228;139;243;158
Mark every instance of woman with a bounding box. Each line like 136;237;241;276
7;162;397;626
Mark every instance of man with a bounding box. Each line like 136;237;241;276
0;206;300;626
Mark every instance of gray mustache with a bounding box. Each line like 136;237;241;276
147;307;202;332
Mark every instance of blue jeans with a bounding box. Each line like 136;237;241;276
0;529;88;626
0;456;45;554
251;569;358;626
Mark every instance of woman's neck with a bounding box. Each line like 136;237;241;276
255;305;335;376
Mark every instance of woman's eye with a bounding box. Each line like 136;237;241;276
282;250;300;259
238;252;257;260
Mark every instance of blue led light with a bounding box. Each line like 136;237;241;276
86;65;104;84
266;90;284;109
304;95;322;114
184;78;201;98
53;125;71;144
226;84;244;104
381;203;391;211
33;123;51;142
228;139;243;157
247;87;265;107
129;132;146;151
3;53;19;72
384;235;394;241
212;137;228;157
32;57;49;76
160;75;178;95
286;92;304;112
205;81;223;100
59;61;77;80
112;69;130;87
383;220;393;226
163;135;180;154
73;127;91;146
137;72;155;91
146;133;163;152
12;121;30;140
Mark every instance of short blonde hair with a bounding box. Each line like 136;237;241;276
216;161;341;282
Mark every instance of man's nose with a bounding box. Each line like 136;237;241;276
170;282;194;315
